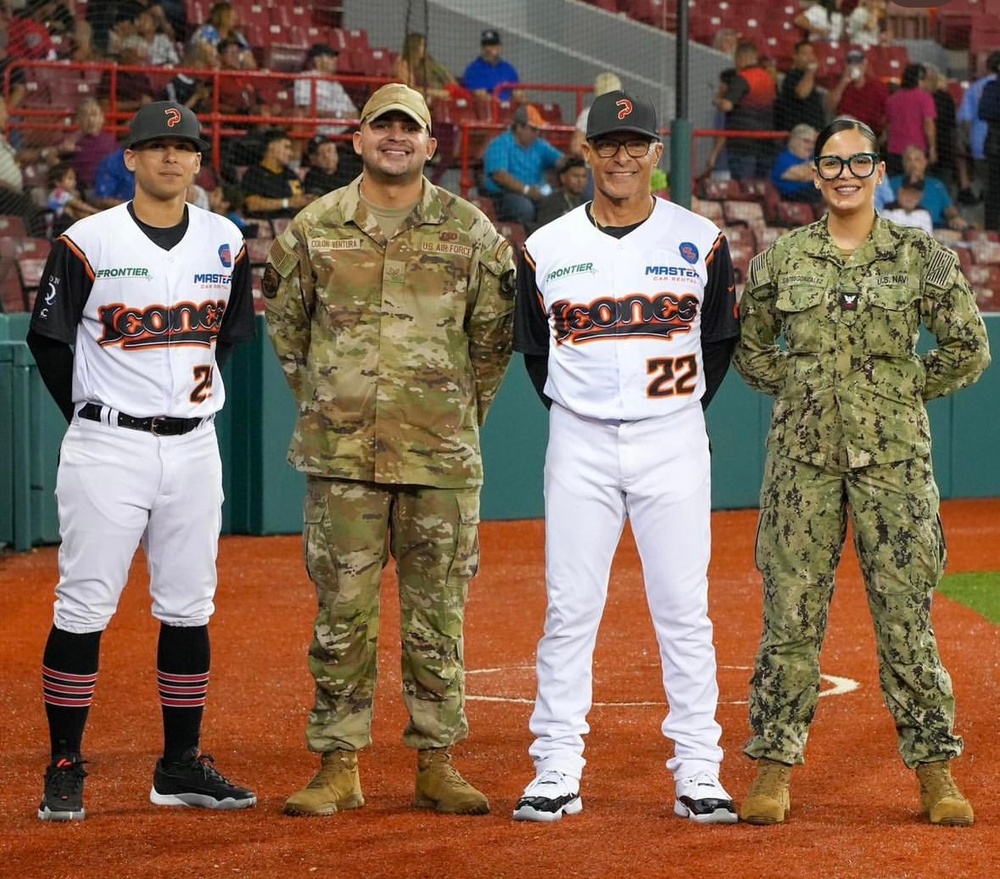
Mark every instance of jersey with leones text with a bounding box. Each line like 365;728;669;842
516;198;737;420
30;203;255;418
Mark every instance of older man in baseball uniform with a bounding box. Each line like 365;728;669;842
512;89;740;823
27;101;257;821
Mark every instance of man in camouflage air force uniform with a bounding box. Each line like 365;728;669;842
734;125;990;827
263;83;515;817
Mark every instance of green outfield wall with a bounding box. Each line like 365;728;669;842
2;313;998;550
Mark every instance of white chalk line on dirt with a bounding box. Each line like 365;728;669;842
465;665;860;706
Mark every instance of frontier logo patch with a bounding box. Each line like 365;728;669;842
545;262;595;284
95;267;151;280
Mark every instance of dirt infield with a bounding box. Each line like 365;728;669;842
1;499;997;879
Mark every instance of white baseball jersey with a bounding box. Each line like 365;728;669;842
515;198;737;421
31;202;254;418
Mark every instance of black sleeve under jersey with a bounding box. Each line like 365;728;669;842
700;232;740;410
217;241;257;345
513;246;553;407
26;329;75;422
513;246;550;356
29;236;93;344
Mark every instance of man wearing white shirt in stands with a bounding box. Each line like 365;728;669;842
294;44;358;137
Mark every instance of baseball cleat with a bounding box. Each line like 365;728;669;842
150;748;256;810
38;754;88;821
674;771;738;824
512;769;582;822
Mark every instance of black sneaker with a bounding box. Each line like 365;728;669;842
38;754;87;821
150;748;256;810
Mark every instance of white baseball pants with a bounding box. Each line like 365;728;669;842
52;414;223;633
528;402;725;782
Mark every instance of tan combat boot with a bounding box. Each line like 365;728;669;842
739;758;793;825
916;761;974;826
283;750;365;816
414;748;490;815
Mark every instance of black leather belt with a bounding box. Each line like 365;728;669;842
78;403;205;436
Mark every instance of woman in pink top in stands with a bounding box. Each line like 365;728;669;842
885;63;937;177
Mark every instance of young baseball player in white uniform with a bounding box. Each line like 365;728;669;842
512;90;740;823
26;101;257;821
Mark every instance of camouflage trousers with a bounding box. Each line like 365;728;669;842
744;452;963;769
301;476;481;753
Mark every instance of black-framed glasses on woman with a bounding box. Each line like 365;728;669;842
591;138;653;158
814;152;880;180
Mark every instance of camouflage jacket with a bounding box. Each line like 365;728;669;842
734;216;990;469
263;177;515;488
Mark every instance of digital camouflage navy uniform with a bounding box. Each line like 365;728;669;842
263;177;515;754
734;216;990;769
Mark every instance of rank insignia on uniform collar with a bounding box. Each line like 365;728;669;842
839;289;859;311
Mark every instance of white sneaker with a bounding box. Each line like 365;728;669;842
512;769;582;823
674;771;738;824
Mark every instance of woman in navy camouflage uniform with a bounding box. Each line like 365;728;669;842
734;117;990;827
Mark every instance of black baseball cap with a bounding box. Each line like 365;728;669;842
586;90;659;141
481;29;501;45
126;101;209;151
307;43;339;62
308;134;334;154
846;49;866;64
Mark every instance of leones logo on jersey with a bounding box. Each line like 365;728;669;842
98;300;226;349
679;242;699;264
551;292;698;346
616;98;633;120
219;243;232;268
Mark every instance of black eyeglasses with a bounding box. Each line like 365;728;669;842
815;152;880;180
591;138;653;159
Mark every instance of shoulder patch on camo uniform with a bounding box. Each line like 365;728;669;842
747;252;770;291
267;238;299;278
924;248;956;290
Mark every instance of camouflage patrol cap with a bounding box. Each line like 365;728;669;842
127;101;209;151
360;83;432;133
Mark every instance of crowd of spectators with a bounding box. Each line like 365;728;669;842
1;0;997;250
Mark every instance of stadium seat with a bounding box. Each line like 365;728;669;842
964;228;1000;244
469;195;498;221
245;238;272;266
971;241;1000;265
691;197;724;224
265;43;309;73
0;215;29;238
772;200;816;228
722;199;765;227
623;0;675;28
755;225;786;251
0;263;25;313
811;41;846;89
496;221;527;251
728;242;754;285
964;264;1000;311
13;237;51;262
698;177;743;201
723;224;757;251
866;45;910;85
270;4;310;28
18;257;47;294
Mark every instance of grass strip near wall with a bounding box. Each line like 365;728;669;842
939;572;1000;624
